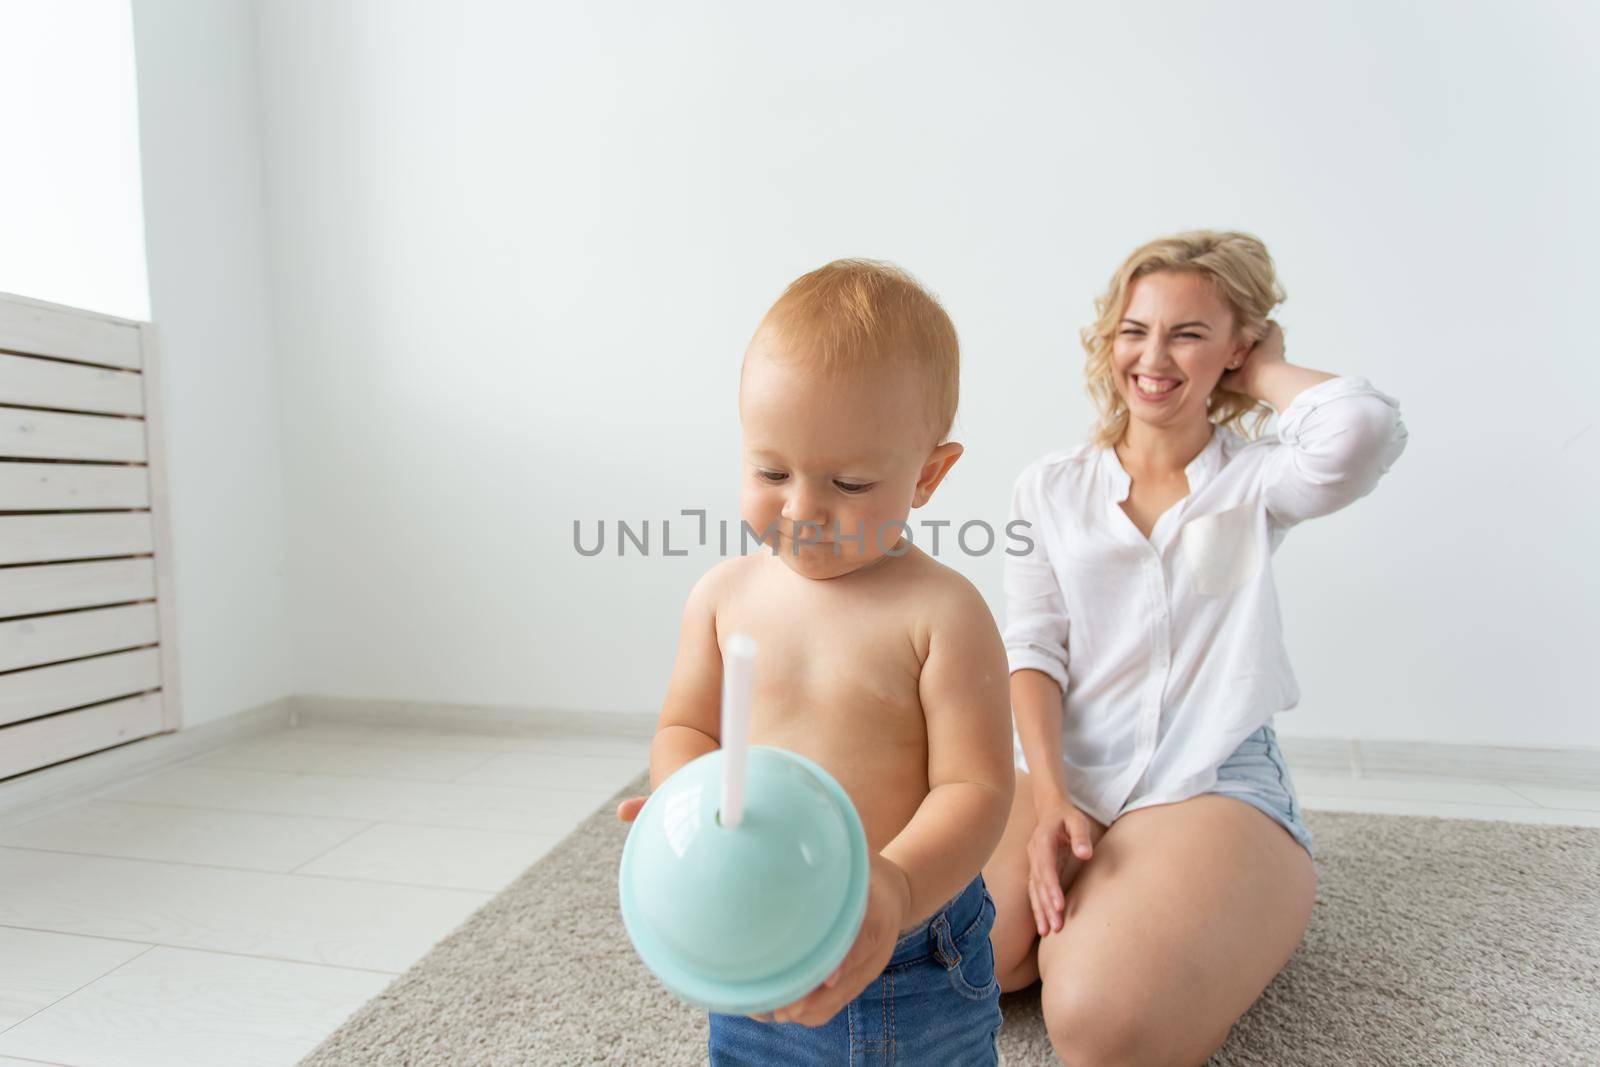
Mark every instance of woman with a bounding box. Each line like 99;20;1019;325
983;231;1407;1066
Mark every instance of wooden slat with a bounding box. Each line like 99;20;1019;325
0;604;160;671
0;559;157;619
0;352;145;416
0;603;159;673
0;407;146;462
137;322;182;734
0;461;150;511
0;295;142;370
0;513;153;565
0;648;161;728
0;692;164;781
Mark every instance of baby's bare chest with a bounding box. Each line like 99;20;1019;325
717;585;928;746
715;566;939;847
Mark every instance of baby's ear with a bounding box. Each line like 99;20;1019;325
913;442;964;508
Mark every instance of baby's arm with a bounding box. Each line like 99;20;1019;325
883;579;1016;927
647;569;726;788
617;567;727;826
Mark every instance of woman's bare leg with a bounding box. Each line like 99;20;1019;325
983;768;1100;992
983;768;1041;990
1033;794;1316;1067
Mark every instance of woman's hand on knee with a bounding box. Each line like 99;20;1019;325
1026;801;1101;935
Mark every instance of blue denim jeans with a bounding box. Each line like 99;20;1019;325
1211;722;1316;857
707;874;1002;1065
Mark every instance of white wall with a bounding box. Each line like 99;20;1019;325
131;0;293;727
254;1;1599;748
0;0;149;320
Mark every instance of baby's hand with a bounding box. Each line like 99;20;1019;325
757;854;911;1028
615;796;647;822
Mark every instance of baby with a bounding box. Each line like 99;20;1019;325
616;259;1015;1064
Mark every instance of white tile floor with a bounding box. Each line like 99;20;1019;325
0;721;650;1067
0;721;1596;1066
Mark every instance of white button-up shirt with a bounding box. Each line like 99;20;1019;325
1004;376;1408;826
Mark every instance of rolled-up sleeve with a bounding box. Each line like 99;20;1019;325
1262;375;1409;529
1003;468;1072;693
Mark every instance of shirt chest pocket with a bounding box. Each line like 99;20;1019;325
1181;503;1258;596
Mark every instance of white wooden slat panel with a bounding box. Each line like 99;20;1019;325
0;407;146;462
0;648;161;728
135;322;182;734
0;559;157;619
0;352;145;415
0;298;173;778
0;693;164;781
0;461;150;511
0;295;142;370
0;603;159;673
0;513;153;565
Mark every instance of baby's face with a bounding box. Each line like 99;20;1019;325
739;343;941;580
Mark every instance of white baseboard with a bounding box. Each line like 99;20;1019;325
0;696;293;830
4;697;1594;831
1277;735;1600;790
288;695;656;738
302;700;1597;790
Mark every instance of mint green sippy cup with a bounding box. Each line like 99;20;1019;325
617;634;869;1016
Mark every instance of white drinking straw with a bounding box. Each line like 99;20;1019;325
719;633;758;829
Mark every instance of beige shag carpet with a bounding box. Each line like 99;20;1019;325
301;774;1599;1066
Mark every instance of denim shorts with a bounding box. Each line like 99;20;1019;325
1211;723;1315;857
707;874;1002;1066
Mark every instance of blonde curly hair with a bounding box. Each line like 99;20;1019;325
1082;230;1284;448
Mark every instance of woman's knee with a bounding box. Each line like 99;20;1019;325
1041;973;1170;1067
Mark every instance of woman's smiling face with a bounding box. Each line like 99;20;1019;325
1112;270;1250;433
